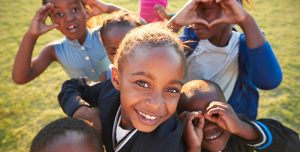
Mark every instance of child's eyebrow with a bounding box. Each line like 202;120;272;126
170;80;183;86
132;72;153;79
132;72;183;86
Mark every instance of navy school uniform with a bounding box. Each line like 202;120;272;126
58;78;184;152
207;118;300;152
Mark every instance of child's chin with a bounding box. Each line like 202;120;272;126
202;131;231;152
134;122;160;133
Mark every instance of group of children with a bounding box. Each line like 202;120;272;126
13;0;300;152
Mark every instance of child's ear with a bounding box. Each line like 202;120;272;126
111;65;121;90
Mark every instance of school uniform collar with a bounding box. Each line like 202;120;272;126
65;29;93;49
112;106;137;152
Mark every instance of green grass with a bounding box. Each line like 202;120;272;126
0;0;299;151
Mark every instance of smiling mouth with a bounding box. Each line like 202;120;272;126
138;111;159;120
136;110;162;126
204;131;223;141
67;24;78;31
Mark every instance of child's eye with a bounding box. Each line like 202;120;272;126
72;7;80;13
136;80;150;88
165;88;180;94
55;12;63;17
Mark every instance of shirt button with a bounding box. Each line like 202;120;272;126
91;69;95;73
81;46;85;50
85;56;90;60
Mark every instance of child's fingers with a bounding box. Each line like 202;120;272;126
206;107;226;116
206;101;228;111
179;111;190;120
35;3;54;21
193;18;209;27
197;116;205;129
47;23;59;31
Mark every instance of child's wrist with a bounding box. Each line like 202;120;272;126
238;13;254;29
25;31;39;41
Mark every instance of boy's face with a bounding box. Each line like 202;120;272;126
193;2;230;40
112;47;184;132
41;131;99;152
102;27;133;63
48;0;87;42
181;89;231;152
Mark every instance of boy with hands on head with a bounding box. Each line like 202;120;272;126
179;80;300;152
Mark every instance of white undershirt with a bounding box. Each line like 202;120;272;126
116;115;131;143
185;31;241;101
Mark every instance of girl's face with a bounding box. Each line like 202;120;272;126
102;27;133;63
48;0;87;43
181;90;231;152
112;47;184;132
193;2;230;41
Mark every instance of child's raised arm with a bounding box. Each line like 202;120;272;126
12;3;58;84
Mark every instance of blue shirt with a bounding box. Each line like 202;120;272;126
53;29;110;81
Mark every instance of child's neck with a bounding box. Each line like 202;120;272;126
120;110;134;130
67;29;88;46
208;27;233;47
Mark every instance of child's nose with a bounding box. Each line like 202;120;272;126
65;12;76;22
144;91;164;109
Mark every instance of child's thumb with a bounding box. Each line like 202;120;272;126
48;24;59;31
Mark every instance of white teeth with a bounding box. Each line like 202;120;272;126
138;111;159;120
205;132;222;140
67;25;77;30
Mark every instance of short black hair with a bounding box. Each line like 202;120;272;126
30;117;100;152
100;10;143;37
178;80;226;113
114;22;185;70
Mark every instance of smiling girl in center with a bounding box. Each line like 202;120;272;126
58;24;187;152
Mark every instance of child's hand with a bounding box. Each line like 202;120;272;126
204;101;245;134
180;111;204;152
73;106;103;135
27;3;58;38
209;0;249;27
83;0;106;18
169;0;209;29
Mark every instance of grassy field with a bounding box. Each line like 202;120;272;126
0;0;299;151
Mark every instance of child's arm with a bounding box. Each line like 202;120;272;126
244;119;300;151
205;101;259;141
167;0;209;32
180;111;204;152
211;0;282;89
58;78;109;134
12;3;58;84
84;0;127;18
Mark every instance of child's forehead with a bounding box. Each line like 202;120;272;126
182;89;223;111
47;0;82;6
